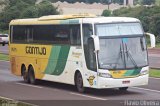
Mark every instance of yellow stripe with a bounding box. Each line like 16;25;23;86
110;70;126;78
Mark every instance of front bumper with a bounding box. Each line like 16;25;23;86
97;74;149;89
0;41;8;44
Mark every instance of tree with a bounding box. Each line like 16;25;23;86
48;0;124;4
0;0;59;31
20;6;38;18
102;9;111;16
104;5;160;37
36;1;59;17
0;0;9;5
155;0;160;6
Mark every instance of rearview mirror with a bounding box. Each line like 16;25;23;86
91;35;100;51
145;33;156;48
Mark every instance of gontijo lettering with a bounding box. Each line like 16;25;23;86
26;46;46;55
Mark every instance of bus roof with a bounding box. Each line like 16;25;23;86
82;17;140;24
38;13;96;21
10;14;140;25
9;14;96;25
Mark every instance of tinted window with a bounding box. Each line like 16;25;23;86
0;35;8;37
11;24;81;45
33;25;69;44
70;25;81;45
83;24;97;71
12;26;27;43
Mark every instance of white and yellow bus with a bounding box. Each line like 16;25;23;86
9;14;149;92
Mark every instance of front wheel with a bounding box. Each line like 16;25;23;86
119;87;128;91
75;72;85;93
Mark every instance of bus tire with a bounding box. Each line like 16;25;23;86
2;43;5;46
119;87;128;91
28;66;36;85
75;72;85;93
21;65;29;83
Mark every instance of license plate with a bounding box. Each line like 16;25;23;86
122;80;130;84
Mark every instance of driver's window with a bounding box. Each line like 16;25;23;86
83;24;97;71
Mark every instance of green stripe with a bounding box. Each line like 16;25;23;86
51;45;70;75
45;46;61;74
60;19;79;24
123;68;141;76
69;19;79;24
45;45;70;75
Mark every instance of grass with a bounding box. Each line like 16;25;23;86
0;98;32;106
147;43;160;48
0;30;8;34
149;68;160;78
0;53;9;61
156;43;160;48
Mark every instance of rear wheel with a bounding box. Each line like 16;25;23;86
75;72;85;93
2;43;5;46
119;87;128;91
28;66;36;85
22;66;29;83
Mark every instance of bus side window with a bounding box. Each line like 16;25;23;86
10;26;13;43
26;26;33;43
88;38;97;71
70;25;81;45
54;25;70;44
55;31;69;44
12;25;27;43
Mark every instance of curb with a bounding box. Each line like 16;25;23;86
0;60;9;62
0;53;9;55
150;67;160;70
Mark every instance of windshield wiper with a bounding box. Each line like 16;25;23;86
113;43;126;69
113;40;138;69
140;37;147;51
124;43;138;69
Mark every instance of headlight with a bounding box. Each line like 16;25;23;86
98;72;112;78
140;69;148;75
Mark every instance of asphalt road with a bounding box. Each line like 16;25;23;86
0;61;160;106
148;48;160;69
0;45;9;54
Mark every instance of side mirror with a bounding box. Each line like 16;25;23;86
91;35;100;51
145;33;156;48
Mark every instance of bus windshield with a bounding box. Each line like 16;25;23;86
96;23;143;37
96;23;148;70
